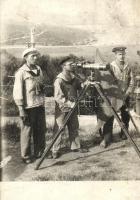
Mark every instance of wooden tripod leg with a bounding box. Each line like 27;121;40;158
128;111;140;135
35;84;90;170
94;83;140;160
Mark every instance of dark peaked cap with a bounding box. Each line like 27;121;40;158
60;56;75;66
112;46;127;53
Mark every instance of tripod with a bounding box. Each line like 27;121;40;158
35;72;140;170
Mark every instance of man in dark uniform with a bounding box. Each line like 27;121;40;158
94;46;134;147
110;47;134;139
52;57;88;158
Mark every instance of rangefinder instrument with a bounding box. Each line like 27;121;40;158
82;63;108;70
71;61;109;70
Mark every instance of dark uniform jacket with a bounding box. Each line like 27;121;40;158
54;72;81;114
95;60;134;122
110;61;134;94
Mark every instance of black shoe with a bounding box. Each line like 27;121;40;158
100;140;108;148
121;134;127;140
71;149;79;152
52;152;60;159
47;153;53;159
119;133;127;140
22;158;32;164
35;152;43;159
79;148;89;153
72;148;89;153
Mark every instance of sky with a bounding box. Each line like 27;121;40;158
1;0;140;27
1;0;140;45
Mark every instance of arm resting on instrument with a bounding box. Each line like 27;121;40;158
54;79;75;112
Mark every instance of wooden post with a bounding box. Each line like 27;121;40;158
27;27;36;48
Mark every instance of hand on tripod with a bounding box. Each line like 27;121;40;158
82;78;95;87
70;102;75;108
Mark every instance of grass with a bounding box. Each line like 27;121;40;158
1;113;140;181
32;159;118;181
1;117;70;151
32;169;99;181
2;121;20;143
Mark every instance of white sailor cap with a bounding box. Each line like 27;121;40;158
22;48;39;58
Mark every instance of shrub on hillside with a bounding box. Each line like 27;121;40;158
2;121;20;142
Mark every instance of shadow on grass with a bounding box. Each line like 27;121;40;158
33;162;118;181
39;144;126;170
2;141;27;181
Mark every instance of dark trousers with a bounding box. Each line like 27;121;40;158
120;103;130;136
20;106;46;159
102;97;130;140
102;116;114;143
52;111;80;153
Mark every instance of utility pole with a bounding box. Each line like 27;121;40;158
27;27;36;48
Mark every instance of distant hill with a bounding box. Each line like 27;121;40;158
2;22;140;46
1;23;97;46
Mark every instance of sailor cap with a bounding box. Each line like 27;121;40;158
112;46;127;53
22;48;39;58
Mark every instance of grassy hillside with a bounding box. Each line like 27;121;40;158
1;24;95;46
1;45;140;63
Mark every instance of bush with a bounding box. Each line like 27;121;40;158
2;121;20;142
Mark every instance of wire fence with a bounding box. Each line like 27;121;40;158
1;83;138;116
0;85;95;116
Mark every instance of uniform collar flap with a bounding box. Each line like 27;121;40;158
21;63;40;71
111;60;128;70
57;72;75;82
